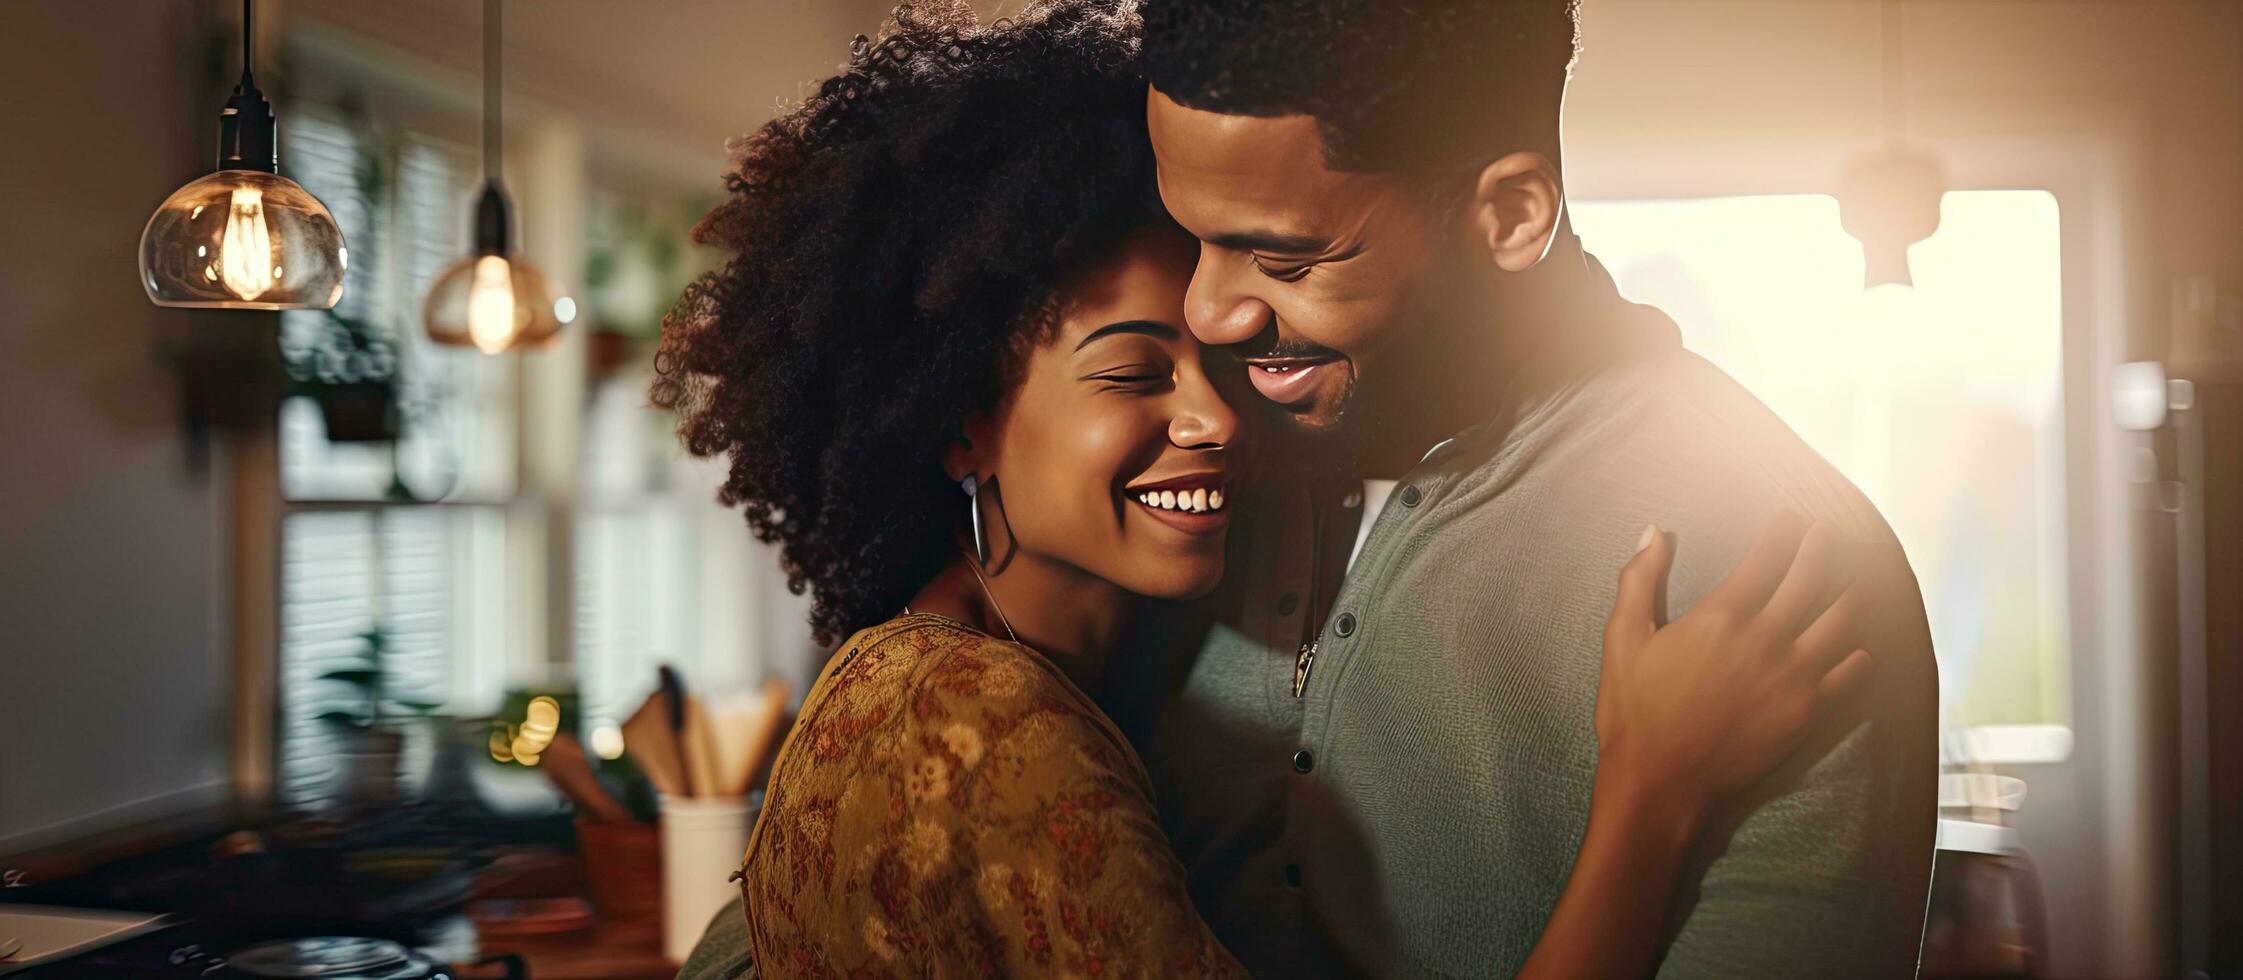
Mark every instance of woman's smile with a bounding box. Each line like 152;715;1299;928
1124;471;1232;535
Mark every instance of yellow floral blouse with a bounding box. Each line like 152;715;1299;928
738;613;1244;978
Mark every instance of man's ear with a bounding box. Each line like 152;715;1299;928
1470;151;1565;274
942;413;998;483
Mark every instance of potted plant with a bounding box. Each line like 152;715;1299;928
286;310;401;443
316;627;442;806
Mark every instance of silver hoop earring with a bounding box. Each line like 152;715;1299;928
962;474;988;566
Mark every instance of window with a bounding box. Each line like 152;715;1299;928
280;127;516;503
275;106;515;806
277;507;506;802
1573;191;2072;759
275;104;811;806
569;188;788;731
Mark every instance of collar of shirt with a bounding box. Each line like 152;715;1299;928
1432;253;1684;474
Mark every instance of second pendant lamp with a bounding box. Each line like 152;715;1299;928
425;0;570;354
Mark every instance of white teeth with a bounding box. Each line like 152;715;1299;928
1132;486;1228;513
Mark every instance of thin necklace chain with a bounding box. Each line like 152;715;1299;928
904;551;1020;644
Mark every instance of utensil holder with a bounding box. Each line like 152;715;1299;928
657;795;752;963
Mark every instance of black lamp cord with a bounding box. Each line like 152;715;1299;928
241;0;254;91
472;0;513;255
484;0;501;182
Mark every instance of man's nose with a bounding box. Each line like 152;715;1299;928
1185;249;1274;348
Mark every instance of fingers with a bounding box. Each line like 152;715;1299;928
1756;521;1855;639
1816;648;1876;729
1604;524;1674;657
1793;583;1867;673
1795;565;1879;733
1703;510;1810;618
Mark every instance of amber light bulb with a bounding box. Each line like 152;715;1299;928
422;186;570;353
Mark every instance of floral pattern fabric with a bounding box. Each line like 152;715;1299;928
740;613;1244;978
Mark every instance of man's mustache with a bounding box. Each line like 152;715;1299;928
1229;322;1341;361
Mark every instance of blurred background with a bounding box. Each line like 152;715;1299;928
1;1;2238;977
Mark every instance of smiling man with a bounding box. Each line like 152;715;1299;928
1119;0;1942;976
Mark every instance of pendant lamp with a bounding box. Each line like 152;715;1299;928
423;0;571;354
1838;0;1944;290
139;0;346;310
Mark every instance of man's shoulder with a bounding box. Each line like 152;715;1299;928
1532;346;1941;752
1443;345;1929;655
1546;346;1809;468
1508;346;1894;543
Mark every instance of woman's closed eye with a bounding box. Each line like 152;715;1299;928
1084;364;1174;392
1072;320;1186;392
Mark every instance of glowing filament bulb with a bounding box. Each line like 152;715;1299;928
467;254;519;353
219;185;276;301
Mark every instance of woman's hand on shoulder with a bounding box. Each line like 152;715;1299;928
1594;512;1874;825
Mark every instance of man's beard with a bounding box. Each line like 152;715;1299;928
1300;301;1482;474
1266;366;1379;482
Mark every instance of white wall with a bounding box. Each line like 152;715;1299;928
0;1;237;854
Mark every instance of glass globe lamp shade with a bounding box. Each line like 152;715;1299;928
140;169;346;310
422;252;571;354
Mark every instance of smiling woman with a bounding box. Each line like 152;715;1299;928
950;226;1243;609
651;1;1259;972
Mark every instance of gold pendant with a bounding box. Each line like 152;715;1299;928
1293;640;1317;698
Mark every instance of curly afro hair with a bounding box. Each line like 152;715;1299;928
651;0;1160;647
1139;0;1581;172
